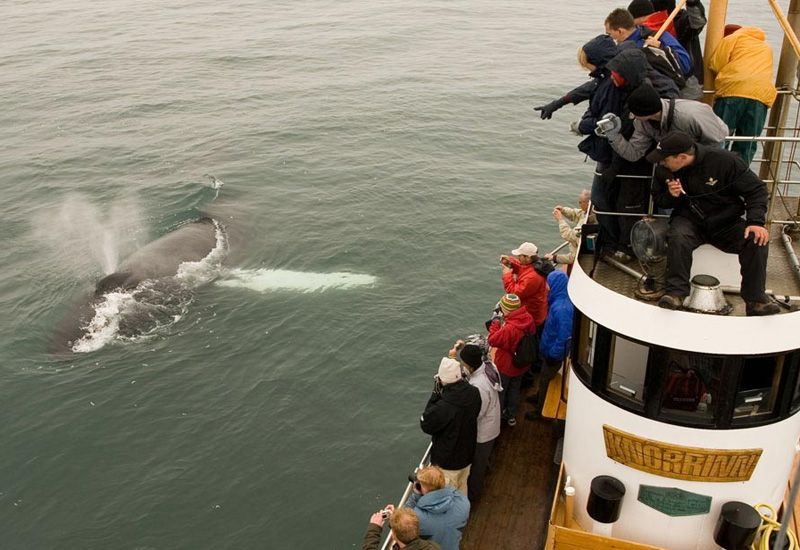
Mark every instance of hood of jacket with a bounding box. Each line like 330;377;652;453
441;379;480;408
503;305;534;330
416;486;460;514
582;34;618;69
607;47;648;88
734;26;766;42
546;271;569;306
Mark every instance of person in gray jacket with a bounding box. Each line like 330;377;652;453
404;466;470;550
453;339;501;503
601;82;728;163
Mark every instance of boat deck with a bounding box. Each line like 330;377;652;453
460;385;562;550
581;197;800;316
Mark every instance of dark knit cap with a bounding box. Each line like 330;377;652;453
652;0;675;11
627;84;663;117
457;344;483;370
628;0;655;18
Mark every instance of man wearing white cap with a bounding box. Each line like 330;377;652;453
500;242;548;327
420;356;481;493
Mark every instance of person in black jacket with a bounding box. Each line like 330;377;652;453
420;358;481;494
647;131;780;316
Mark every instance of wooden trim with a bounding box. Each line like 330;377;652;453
551;526;664;550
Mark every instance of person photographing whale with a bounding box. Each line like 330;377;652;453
647;131;779;316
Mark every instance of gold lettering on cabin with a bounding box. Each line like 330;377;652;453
602;425;762;482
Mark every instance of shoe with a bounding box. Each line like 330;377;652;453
658;294;683;310
525;410;541;421
506;417;517;427
746;300;780;316
524;395;540;405
612;251;633;263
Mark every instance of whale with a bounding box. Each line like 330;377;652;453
52;217;226;354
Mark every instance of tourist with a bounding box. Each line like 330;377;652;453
604;7;692;76
601;82;728;163
708;24;777;165
532;34;617;120
545;189;596;268
405;466;470;550
361;506;441;550
658;0;707;85
452;341;501;503
500;242;547;327
420;356;481;493
487;294;536;426
630;0;676;38
647;131;779;316
526;271;574;420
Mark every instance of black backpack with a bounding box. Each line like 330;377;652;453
513;331;538;368
533;258;555;277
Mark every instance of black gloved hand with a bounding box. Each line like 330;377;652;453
533;97;568;120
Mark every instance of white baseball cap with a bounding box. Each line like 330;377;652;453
511;242;538;256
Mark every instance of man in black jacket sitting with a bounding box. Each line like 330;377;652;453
647;131;779;316
420;358;481;494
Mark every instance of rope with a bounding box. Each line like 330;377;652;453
750;503;799;550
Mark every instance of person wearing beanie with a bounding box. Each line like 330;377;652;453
599;82;728;163
450;341;501;503
487;294;536;426
628;0;677;38
647;131;779;316
604;7;692;76
708;25;777;165
532;33;618;121
500;242;547;327
420;349;481;494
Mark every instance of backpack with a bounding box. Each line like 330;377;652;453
533;258;556;277
513;331;538;368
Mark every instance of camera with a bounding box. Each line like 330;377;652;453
594;113;620;137
381;508;392;520
408;473;422;493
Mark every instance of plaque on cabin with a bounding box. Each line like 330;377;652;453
637;485;712;516
602;425;762;482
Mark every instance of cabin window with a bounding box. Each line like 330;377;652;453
575;314;597;380
732;355;784;424
606;335;648;405
792;362;800;413
653;348;723;426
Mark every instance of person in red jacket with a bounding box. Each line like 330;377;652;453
500;242;547;327
487;294;536;427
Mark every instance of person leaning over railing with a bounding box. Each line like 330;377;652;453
362;506;441;550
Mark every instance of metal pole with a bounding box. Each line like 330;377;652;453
702;0;729;105
760;0;800;224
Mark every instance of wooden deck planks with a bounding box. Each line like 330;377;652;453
461;386;562;550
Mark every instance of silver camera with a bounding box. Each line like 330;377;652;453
595;114;616;135
381;508;392;520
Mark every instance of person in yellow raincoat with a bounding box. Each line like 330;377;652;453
708;24;778;165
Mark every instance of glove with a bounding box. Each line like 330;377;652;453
569;120;582;136
533;97;568;120
594;113;621;141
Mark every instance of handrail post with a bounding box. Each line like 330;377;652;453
760;0;800;226
702;0;729;105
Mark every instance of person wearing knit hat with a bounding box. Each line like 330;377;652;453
627;0;654;20
452;341;501;502
500;245;547;328
597;82;728;164
487;293;536;427
420;349;481;494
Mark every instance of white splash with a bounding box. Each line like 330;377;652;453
217;268;377;293
176;220;229;285
71;291;136;353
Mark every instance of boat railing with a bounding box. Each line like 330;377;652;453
378;442;433;550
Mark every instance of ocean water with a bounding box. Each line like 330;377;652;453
0;1;786;548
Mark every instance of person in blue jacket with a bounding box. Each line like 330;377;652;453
526;271;574;420
404;466;470;550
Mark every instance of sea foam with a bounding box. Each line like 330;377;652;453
217;268;376;293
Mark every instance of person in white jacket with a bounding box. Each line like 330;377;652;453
451;339;501;503
545;190;597;267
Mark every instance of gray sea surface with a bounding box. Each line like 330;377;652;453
0;1;787;548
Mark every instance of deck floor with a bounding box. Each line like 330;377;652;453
461;385;562;550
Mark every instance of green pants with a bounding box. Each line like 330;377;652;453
713;96;768;166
